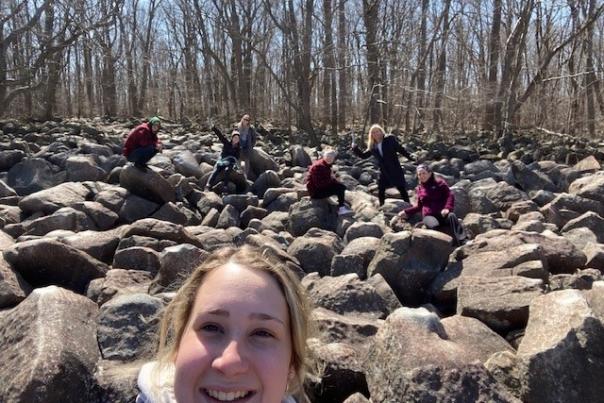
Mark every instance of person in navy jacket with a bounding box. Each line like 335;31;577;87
206;126;246;194
352;124;414;205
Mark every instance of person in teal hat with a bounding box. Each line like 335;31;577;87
123;116;163;170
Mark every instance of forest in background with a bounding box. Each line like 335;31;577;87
1;0;604;138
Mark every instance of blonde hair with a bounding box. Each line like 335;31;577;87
155;245;312;395
238;114;251;128
366;124;385;149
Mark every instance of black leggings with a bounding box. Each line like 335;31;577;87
208;163;247;193
311;183;346;206
378;182;409;205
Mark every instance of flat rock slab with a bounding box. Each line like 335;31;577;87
457;275;545;332
4;238;108;294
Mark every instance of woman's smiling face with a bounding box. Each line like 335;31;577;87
173;263;293;403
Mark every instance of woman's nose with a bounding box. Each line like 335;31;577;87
212;340;249;376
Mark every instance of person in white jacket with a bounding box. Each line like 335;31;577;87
136;245;312;403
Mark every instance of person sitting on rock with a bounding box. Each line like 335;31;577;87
398;164;467;245
123;116;163;170
305;148;353;216
206;126;247;194
352;124;414;206
237;114;257;178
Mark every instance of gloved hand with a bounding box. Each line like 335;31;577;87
211;126;221;135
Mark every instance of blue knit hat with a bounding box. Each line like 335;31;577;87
148;116;161;126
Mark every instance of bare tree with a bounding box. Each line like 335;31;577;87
362;0;381;125
431;0;452;133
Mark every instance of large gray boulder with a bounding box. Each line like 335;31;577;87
569;173;604;203
512;288;604;402
367;229;453;305
150;244;209;293
365;307;518;403
4;239;108;294
112;246;161;275
302;273;389;318
0;149;25;171
290;145;312;168
541;193;604;228
288;198;339;237
308;341;369;403
121;218;203;248
119;164;176;204
460;230;586;274
561;211;604;243
331;236;380;279
22;207;93;236
172;150;203;178
510;160;557;193
19;182;91;215
60;229;121;264
0;286;100;402
248;148;279;180
97;293;164;361
343;221;384;242
287;228;343;275
65;155;106;182
584;242;604;271
0;249;31;308
251;169;281;198
7;157;62;195
457;276;545;332
311;307;382;347
87;269;152;305
459;243;545;278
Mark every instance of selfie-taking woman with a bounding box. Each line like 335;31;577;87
136;245;312;403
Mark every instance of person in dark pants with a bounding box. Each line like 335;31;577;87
398;164;467;245
206;127;247;194
123;116;163;170
237;114;257;178
305;149;353;215
352;124;414;205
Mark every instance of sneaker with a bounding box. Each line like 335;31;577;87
337;206;353;215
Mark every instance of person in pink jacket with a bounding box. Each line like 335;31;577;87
398;164;466;244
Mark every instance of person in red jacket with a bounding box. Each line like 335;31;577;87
305;149;353;215
398;164;466;244
123;116;163;169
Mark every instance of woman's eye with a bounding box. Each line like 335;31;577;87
253;329;275;338
200;323;223;333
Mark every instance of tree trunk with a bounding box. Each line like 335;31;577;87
482;0;502;131
336;0;347;130
322;0;334;128
414;0;429;132
363;0;381;125
495;0;533;135
431;0;451;133
83;36;95;116
584;0;597;136
295;0;315;137
136;0;158;115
